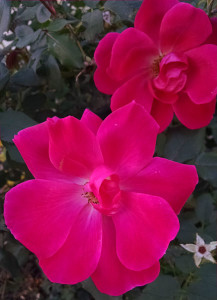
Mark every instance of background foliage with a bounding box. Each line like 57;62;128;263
0;0;216;299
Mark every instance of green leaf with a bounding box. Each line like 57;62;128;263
195;193;214;224
5;142;24;163
196;152;217;187
187;264;217;300
82;10;104;41
210;116;217;144
15;5;36;21
0;0;11;42
0;110;37;143
48;19;71;32
84;0;100;8
104;0;133;20
46;55;62;90
48;33;83;69
36;4;51;23
0;63;10;91
175;255;196;274
164;126;205;163
11;68;41;87
15;25;34;48
0;248;21;278
138;275;180;300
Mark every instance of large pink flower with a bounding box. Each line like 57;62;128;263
94;0;217;132
4;103;198;296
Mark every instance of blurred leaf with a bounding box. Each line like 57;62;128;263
177;218;197;243
48;19;72;32
0;109;37;143
138;275;180;300
0;62;10;91
164;127;205;163
84;0;100;8
104;0;133;20
196;152;217;187
195;193;214;223
36;4;51;23
187;264;217;300
82;10;104;41
5;142;24;163
11;67;41;87
46;55;62;90
0;247;21;278
48;33;83;68
210;116;217;143
0;0;11;42
15;5;36;21
175;254;196;274
15;25;34;48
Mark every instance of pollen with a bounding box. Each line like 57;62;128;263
152;55;163;78
83;191;99;204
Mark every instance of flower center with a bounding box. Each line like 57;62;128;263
152;55;163;77
198;246;206;254
83;191;99;205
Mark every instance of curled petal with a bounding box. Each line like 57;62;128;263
113;192;179;271
80;109;102;135
92;217;160;296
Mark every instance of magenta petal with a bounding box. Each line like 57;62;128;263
108;28;158;81
121;157;198;214
40;205;102;284
80;109;102;135
97;102;159;179
113;192;179;271
160;3;212;53
91;217;160;296
48;116;103;178
150;100;174;133
14;122;71;181
4;180;86;259
94;67;120;95
173;93;216;129
206;17;217;45
111;74;153;112
135;0;178;44
185;44;217;104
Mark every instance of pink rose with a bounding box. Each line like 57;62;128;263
4;103;198;295
94;0;217;132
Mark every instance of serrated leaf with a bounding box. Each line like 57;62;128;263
36;4;51;23
0;110;37;143
196;152;217;187
0;63;10;91
82;10;104;41
0;0;11;42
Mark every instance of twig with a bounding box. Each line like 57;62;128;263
39;0;56;16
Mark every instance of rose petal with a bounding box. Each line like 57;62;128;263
160;3;212;53
150;100;174;133
97;102;159;179
94;67;120;95
40;205;102;284
113;192;179;270
80;109;102;135
48;116;103;179
205;17;217;45
173;93;216;129
134;0;178;44
185;44;217;104
121;157;198;214
91;217;160;296
4;180;86;259
111;74;153;112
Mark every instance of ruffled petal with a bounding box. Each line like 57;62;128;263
4;180;86;259
40;205;102;284
13;122;71;181
97;102;159;179
134;0;178;44
185;44;217;104
111;74;153;112
48;116;103;179
113;192;179;271
150;100;174;133
173;93;216;129
91;217;160;296
160;3;212;53
121;157;198;214
108;28;158;81
80;109;102;135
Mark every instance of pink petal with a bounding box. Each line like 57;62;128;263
173;93;216;129
80;109;102;135
94;32;119;69
113;192;179;271
160;3;212;53
134;0;178;44
94;67;120;95
4;180;86;259
111;74;153;112
150;100;174;133
13;122;72;181
48;116;103;179
97;102;159;179
40;205;102;284
91;217;160;296
185;44;217;104
206;17;217;44
121;157;198;214
108;28;158;81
